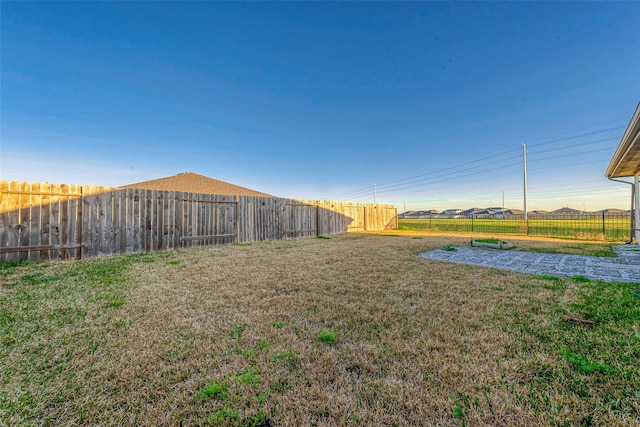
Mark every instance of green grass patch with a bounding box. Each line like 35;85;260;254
114;320;131;328
229;323;247;342
209;405;239;422
563;350;615;374
399;217;631;241
502;278;640;423
272;351;298;371
525;244;617;257
233;368;259;386
0;254;141;425
19;273;61;285
244;411;269;426
105;299;125;308
317;331;336;344
270;378;292;393
453;404;463;419
196;380;228;402
536;274;562;282
473;238;504;244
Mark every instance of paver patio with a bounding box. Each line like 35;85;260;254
420;244;640;282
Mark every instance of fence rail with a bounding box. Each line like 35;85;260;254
0;180;397;262
399;213;631;241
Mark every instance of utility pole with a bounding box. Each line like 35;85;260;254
522;143;528;221
373;183;377;204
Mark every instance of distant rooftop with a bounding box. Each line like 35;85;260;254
121;172;274;198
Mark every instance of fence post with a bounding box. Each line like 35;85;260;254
471;214;474;232
233;196;239;244
602;211;606;239
364;204;368;231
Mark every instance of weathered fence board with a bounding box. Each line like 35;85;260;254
0;180;397;262
0;181;86;261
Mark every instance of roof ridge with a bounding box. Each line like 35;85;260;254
120;172;275;198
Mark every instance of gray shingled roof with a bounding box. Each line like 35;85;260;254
121;172;274;197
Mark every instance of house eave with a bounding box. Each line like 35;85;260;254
606;102;640;179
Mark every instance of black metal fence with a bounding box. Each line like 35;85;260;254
398;212;632;241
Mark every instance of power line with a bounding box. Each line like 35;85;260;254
526;126;624;148
527;147;612;164
525;136;617;156
338;152;524;199
327;124;625;201
527;159;604;172
337;161;522;200
372;147;521;188
331;148;523;200
330;185;374;199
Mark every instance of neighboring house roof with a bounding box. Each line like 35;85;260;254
550;207;583;215
599;208;629;214
606;102;640;178
507;208;524;214
462;207;488;215
120;172;274;197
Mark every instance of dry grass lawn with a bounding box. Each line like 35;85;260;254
1;233;639;426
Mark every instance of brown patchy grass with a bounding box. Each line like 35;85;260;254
1;234;639;426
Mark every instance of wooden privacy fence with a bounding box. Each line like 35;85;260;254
0;180;397;262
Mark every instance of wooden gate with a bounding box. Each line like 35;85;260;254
285;202;318;238
344;204;366;231
179;196;238;247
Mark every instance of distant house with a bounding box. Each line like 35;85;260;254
550;207;583;215
121;172;274;198
461;207;487;215
598;208;629;215
605;102;640;242
441;208;463;217
529;210;548;215
505;208;524;215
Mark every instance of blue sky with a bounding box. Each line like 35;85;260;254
1;2;639;211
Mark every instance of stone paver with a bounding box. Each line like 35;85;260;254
420;244;640;282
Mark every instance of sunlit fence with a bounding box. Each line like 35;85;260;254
399;213;631;241
0;180;397;262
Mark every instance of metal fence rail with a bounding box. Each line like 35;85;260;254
399;213;631;241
